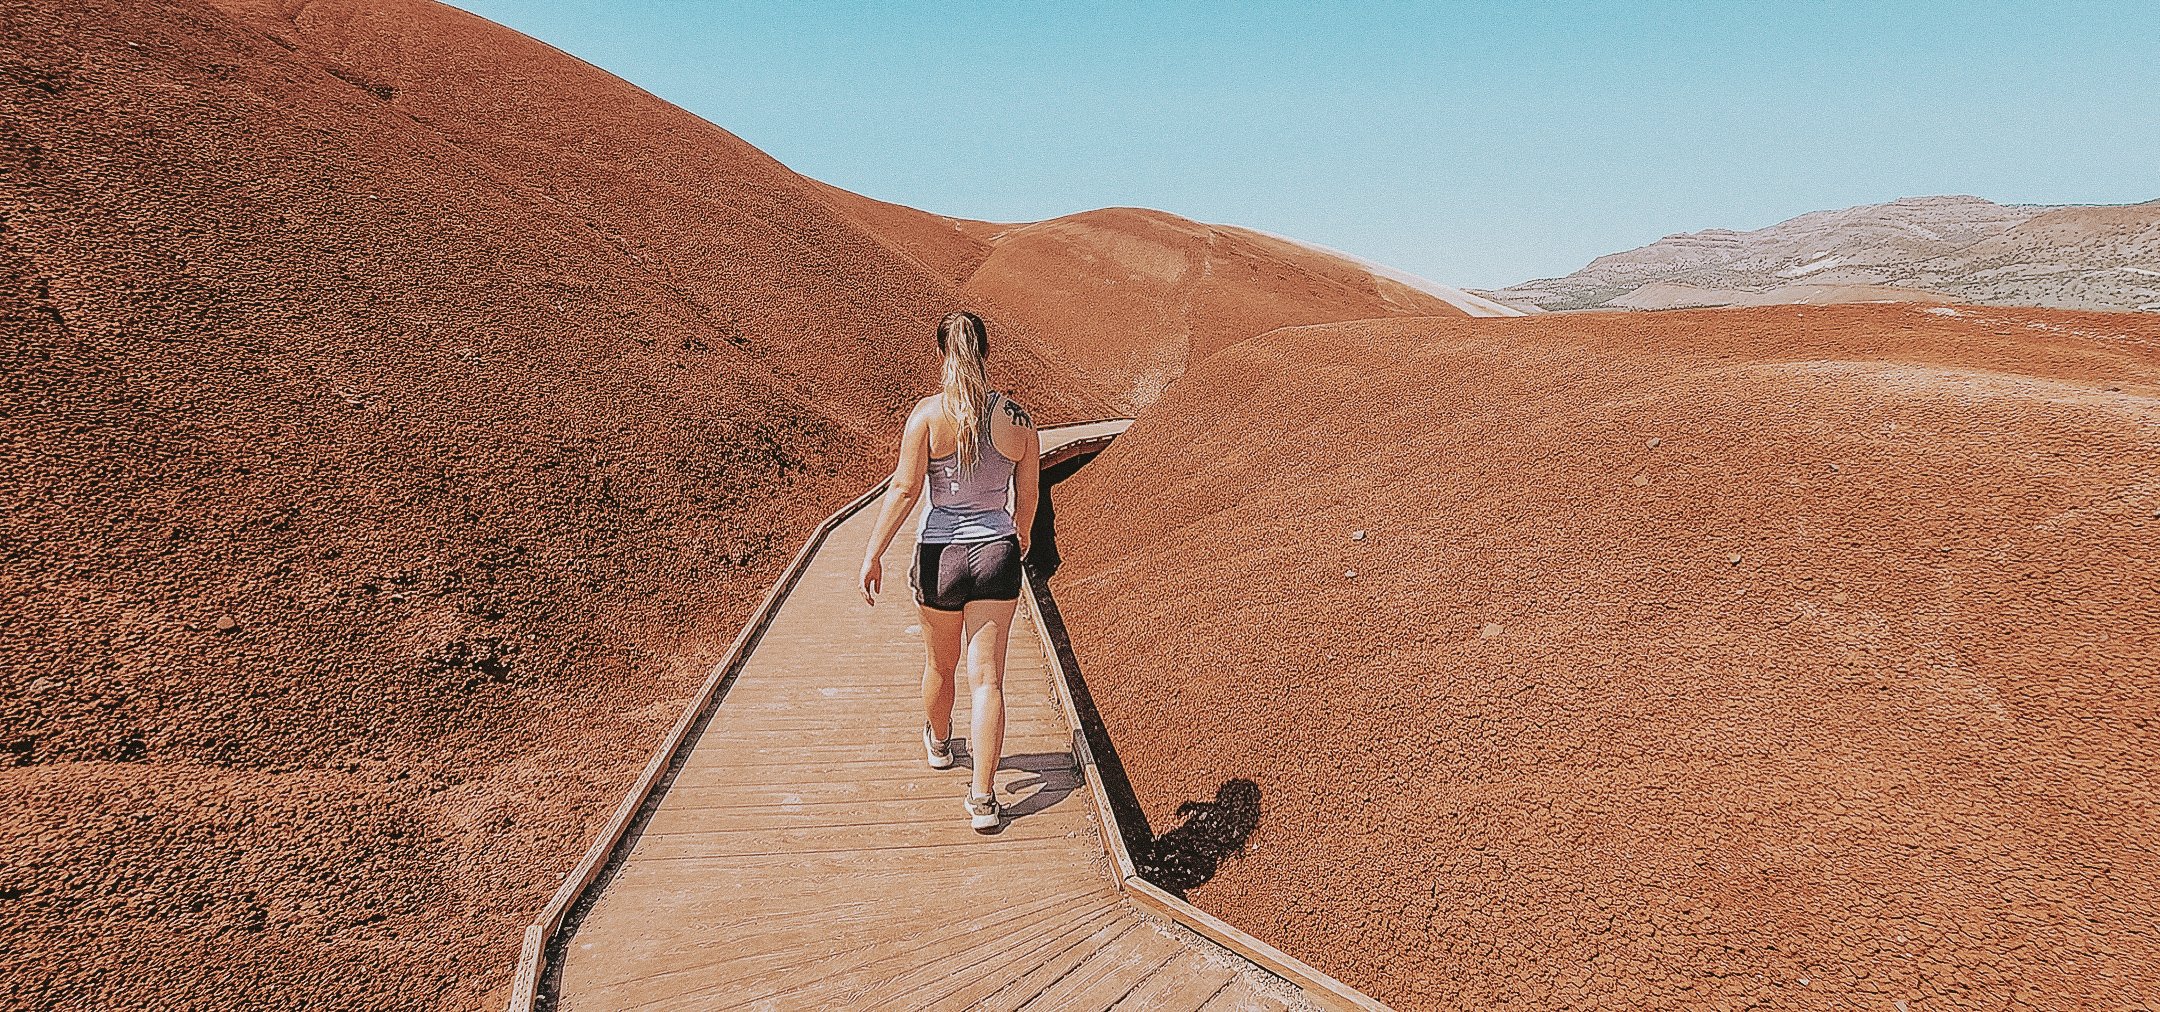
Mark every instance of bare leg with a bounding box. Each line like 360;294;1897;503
961;598;1019;799
918;606;964;740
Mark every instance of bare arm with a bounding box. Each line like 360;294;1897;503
1009;406;1041;555
859;408;931;605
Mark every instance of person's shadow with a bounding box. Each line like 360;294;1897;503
952;743;1084;830
1134;779;1262;898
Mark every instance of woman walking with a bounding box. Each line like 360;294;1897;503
859;310;1040;832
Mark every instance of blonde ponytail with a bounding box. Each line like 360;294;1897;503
936;311;994;472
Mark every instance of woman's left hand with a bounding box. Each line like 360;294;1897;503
859;556;881;605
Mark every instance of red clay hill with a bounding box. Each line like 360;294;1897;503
820;186;1482;413
1047;302;2160;1009
0;0;1128;1008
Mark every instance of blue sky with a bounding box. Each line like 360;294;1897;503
449;1;2160;289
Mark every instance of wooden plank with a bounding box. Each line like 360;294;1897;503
565;884;1115;977
622;813;1093;859
571;888;1112;1011
696;884;1120;1012
752;897;1126;1011
1021;928;1184;1011
909;905;1135;1012
974;919;1144;1012
666;754;1072;791
1108;953;1239;1011
638;800;1089;836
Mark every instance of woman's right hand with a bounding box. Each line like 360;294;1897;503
859;555;882;606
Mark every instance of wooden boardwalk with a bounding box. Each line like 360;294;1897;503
550;423;1315;1011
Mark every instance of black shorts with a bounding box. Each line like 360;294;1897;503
910;536;1022;612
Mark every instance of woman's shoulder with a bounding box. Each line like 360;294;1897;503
992;390;1033;430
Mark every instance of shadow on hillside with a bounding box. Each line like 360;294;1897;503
1021;445;1263;897
1023;448;1095;578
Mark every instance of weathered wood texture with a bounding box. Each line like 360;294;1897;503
552;423;1313;1011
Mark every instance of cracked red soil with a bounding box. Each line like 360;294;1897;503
1050;304;2160;1010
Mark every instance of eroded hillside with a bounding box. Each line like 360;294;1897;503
1049;302;2160;1009
0;0;1105;1007
820;188;1479;413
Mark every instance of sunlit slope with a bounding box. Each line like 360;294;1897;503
1049;302;2160;1010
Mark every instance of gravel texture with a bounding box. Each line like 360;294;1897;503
1049;304;2160;1010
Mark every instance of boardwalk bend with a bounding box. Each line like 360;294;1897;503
509;420;1389;1011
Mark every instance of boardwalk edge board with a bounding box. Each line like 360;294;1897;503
1024;426;1397;1012
506;478;889;1011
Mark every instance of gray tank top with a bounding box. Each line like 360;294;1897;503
919;393;1018;544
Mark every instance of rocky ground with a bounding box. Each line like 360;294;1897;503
1050;302;2160;1009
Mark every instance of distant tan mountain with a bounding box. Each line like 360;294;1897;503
1490;195;2160;313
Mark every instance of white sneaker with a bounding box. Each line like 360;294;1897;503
964;791;1000;833
923;723;954;770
